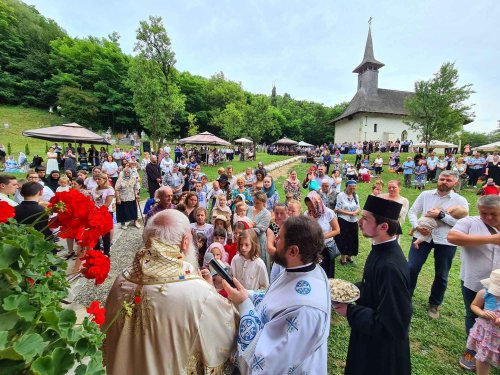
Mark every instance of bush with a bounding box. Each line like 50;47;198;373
7;142;11;156
25;143;30;156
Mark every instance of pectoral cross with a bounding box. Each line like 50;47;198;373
368;17;373;27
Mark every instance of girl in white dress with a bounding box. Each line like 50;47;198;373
230;229;269;290
46;147;59;173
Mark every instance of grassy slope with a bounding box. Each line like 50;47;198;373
0;105;64;156
273;154;500;375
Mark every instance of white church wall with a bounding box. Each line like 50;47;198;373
334;114;419;144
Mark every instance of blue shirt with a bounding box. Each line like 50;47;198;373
403;161;415;174
469;157;486;170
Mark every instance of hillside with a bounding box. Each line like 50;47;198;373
0;105;67;157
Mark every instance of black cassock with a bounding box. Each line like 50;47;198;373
346;239;412;375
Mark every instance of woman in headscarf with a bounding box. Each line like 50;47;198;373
262;175;279;212
304;190;340;278
115;166;140;229
335;180;360;265
283;169;301;201
46;170;61;192
247;191;271;274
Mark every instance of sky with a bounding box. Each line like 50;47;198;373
26;0;500;132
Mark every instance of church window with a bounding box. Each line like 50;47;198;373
374;123;378;132
401;130;408;141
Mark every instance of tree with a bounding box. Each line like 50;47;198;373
404;62;474;149
57;86;99;126
186;113;199;136
244;95;281;147
127;57;185;150
210;103;244;142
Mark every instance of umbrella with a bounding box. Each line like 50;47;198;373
23;122;111;145
472;141;500;152
411;140;457;148
234;137;253;144
178;131;231;146
274;137;298;146
298;141;314;147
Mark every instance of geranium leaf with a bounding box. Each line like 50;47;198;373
57;309;76;330
0;331;8;350
84;352;105;375
13;333;45;362
0;347;23;360
0;245;21;268
31;347;75;375
17;303;37;322
2;294;28;311
0;312;18;330
42;308;59;327
74;338;90;356
74;364;87;375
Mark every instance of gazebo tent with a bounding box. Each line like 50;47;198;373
234;137;253;144
23;122;111;145
178;131;230;146
274;137;298;146
411;140;457;149
472;141;500;152
298;141;314;147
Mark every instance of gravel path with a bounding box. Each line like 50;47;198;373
74;226;143;306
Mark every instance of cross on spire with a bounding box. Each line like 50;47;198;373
368;17;373;27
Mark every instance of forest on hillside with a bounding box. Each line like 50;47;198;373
0;0;348;145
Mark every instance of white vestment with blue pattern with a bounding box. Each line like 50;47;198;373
237;264;331;374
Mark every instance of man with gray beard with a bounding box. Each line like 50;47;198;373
104;209;239;374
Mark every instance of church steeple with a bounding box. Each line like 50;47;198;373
353;20;384;96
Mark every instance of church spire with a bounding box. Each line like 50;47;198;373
353;21;384;74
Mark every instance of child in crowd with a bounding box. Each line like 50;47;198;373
230;229;269;290
284;192;294;207
286;199;302;217
358;164;371;183
195;182;208;209
207;180;225;213
410;205;468;249
56;176;71;192
195;233;208;268
414;159;427;190
466;269;500;374
370;180;384;196
191;207;213;245
213;215;232;242
213;226;227;247
204;242;230;292
233;202;253;227
482;178;500;196
224;221;248;264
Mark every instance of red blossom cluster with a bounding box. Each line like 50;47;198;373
0;201;15;223
48;190;113;248
80;250;111;285
87;301;106;326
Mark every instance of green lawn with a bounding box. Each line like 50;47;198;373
272;154;500;375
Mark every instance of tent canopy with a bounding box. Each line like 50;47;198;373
274;137;298;146
23;122;111;145
298;141;314;147
234;137;253;144
472;141;500;152
412;140;457;148
178;131;231;146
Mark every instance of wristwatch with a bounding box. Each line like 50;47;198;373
437;210;446;220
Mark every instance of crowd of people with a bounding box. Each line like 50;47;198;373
2;140;500;374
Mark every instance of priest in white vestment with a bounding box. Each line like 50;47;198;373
223;216;331;374
103;209;239;374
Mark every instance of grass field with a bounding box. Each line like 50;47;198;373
272;154;499;375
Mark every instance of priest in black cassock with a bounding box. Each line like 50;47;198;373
335;195;412;375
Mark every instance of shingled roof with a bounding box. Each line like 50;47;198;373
331;88;414;124
353;27;384;73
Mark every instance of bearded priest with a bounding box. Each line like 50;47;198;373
103;209;239;374
223;215;331;374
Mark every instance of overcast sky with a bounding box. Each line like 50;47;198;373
27;0;499;132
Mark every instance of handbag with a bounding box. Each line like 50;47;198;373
324;240;340;260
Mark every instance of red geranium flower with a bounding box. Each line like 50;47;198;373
134;296;141;304
0;201;15;223
26;278;35;285
45;272;52;277
86;300;106;326
81;250;111;285
48;190;95;235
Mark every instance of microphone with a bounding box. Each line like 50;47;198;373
203;251;214;268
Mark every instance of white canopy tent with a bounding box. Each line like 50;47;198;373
412;140;457;149
297;141;314;148
234;137;253;144
472;141;500;152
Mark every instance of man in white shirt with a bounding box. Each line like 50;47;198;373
448;195;500;371
426;152;439;182
160;153;174;175
223;216;330;374
408;170;469;319
0;174;19;206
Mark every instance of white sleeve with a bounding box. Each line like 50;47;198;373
408;194;423;229
257;259;269;290
237;302;326;374
449;217;472;234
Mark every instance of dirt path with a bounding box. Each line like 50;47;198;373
267;159;302;179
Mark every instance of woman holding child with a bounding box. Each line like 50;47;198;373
247;191;271;273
